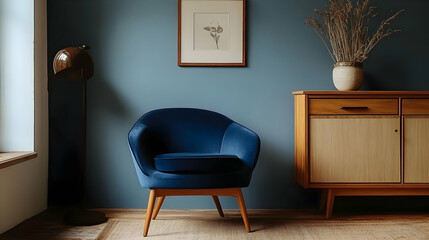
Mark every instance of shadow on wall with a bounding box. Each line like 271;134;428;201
87;77;131;119
85;74;135;207
48;69;132;206
246;140;319;209
361;61;407;91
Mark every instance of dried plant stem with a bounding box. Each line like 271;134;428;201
305;0;403;63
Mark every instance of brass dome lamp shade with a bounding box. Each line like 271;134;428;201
53;45;94;79
53;45;106;226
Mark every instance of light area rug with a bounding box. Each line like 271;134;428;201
96;210;429;240
2;210;429;240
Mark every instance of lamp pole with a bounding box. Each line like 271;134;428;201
53;45;107;225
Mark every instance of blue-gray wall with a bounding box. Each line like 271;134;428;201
47;0;429;209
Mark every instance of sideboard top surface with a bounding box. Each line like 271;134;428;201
293;91;429;96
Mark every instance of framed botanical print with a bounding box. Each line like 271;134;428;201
178;0;246;66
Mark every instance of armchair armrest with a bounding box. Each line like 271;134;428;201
220;122;260;170
128;123;156;176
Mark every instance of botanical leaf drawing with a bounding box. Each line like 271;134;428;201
203;24;223;49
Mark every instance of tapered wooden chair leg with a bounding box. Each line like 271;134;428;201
144;189;156;237
236;189;251;232
152;196;165;219
325;189;335;219
212;196;224;217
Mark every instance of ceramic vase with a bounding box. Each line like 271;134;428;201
332;62;363;91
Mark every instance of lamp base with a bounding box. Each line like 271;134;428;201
64;209;107;226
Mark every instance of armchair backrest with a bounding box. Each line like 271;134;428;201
134;108;233;154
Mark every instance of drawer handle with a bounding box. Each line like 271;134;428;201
340;106;369;110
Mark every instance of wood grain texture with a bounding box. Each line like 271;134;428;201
0;152;37;169
404;117;429;183
402;99;429;115
294;94;308;188
310;116;401;183
309;99;398;115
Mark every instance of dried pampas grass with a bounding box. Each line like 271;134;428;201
305;0;404;63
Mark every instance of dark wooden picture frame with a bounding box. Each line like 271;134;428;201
178;0;246;67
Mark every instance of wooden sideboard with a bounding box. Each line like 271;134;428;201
293;91;429;218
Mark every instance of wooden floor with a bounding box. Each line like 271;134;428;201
2;209;429;239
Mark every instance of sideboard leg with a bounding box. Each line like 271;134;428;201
320;189;328;211
325;189;335;219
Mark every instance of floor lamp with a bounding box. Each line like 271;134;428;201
53;45;107;225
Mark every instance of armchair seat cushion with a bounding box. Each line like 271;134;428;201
154;153;242;173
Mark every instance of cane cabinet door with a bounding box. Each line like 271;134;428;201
310;116;401;183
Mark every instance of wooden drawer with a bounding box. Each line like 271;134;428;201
402;99;429;115
309;99;398;115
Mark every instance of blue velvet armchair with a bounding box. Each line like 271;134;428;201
128;108;260;236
